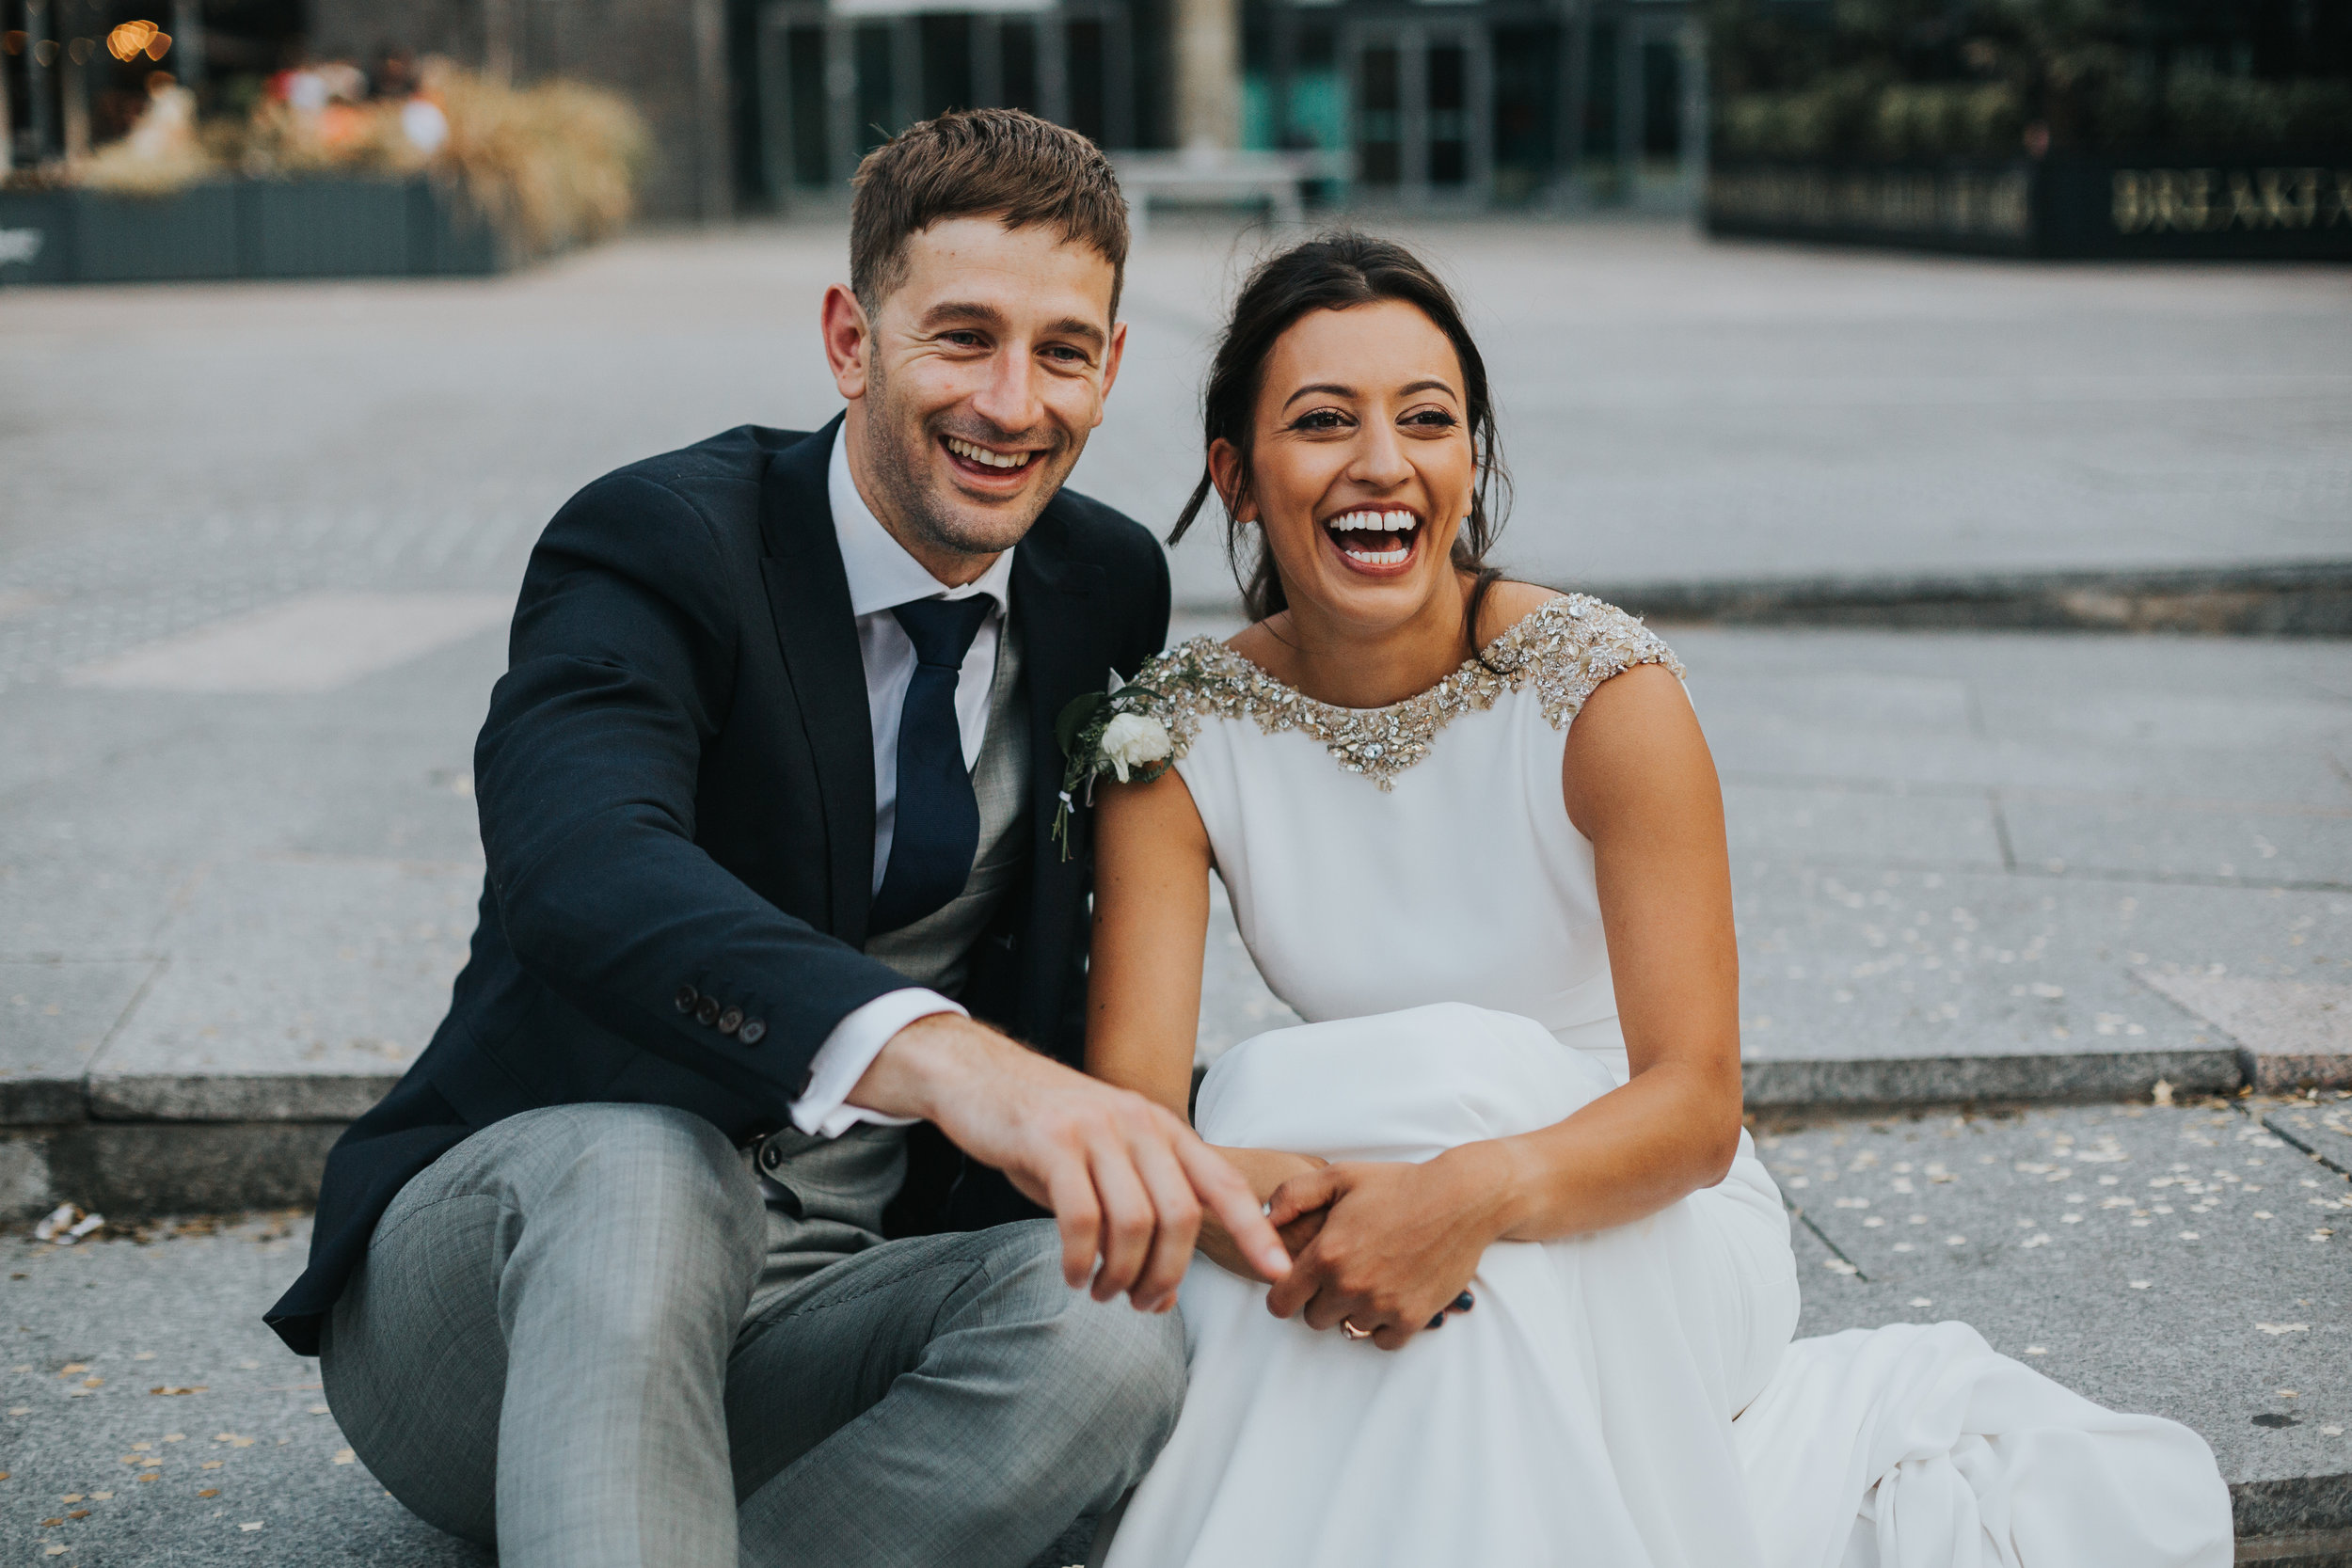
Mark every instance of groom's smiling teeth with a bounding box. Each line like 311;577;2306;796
1324;509;1420;568
945;436;1036;471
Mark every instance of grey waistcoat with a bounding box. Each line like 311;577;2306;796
748;616;1032;1305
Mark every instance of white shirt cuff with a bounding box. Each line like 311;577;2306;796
789;989;961;1137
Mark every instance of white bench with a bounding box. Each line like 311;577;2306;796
1111;149;1351;235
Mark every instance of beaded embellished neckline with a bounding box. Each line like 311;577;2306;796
1131;594;1681;789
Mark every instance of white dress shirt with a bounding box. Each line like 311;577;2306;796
787;427;1019;1138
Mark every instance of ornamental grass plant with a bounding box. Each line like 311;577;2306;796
427;67;649;256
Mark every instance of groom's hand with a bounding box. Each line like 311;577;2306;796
850;1014;1292;1311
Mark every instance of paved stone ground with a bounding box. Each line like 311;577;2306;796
0;1094;2343;1565
3;218;2347;632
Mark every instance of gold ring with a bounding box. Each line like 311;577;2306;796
1340;1319;1373;1340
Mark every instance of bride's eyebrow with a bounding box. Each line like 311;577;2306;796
1279;382;1356;410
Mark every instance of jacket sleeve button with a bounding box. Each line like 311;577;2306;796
717;1007;743;1036
738;1019;767;1045
696;996;721;1027
674;985;699;1014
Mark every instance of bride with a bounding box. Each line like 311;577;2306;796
1075;232;2233;1568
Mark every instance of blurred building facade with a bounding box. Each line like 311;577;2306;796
306;0;732;221
298;0;1706;216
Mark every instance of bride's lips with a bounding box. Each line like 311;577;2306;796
941;434;1045;487
1320;507;1423;577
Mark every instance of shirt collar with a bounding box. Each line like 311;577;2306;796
829;423;1016;620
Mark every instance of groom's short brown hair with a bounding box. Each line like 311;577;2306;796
850;108;1129;319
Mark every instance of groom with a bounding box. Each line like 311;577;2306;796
264;109;1287;1567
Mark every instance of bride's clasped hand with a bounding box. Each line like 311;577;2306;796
1073;231;2234;1568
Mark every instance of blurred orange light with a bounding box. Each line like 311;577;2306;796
147;30;172;60
106;21;158;63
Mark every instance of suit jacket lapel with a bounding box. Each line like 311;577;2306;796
1012;517;1104;843
1010;509;1104;1053
759;416;877;945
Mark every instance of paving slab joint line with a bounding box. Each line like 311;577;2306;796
2236;1527;2352;1567
1566;561;2352;638
1785;1199;1869;1281
2241;1101;2352;1182
2235;1526;2352;1567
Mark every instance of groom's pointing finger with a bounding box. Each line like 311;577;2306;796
1175;1135;1291;1284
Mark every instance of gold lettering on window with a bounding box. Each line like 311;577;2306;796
2113;170;2147;233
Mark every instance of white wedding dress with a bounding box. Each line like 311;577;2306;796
1094;596;2232;1568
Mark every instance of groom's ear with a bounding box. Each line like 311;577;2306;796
1094;318;1130;420
821;283;874;402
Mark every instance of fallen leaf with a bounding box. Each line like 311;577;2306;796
60;1495;81;1503
67;1510;87;1519
332;1448;355;1465
198;1487;218;1497
2025;1346;2048;1355
2130;1280;2152;1289
150;1386;207;1396
239;1521;263;1531
89;1492;109;1500
201;1461;222;1469
164;1433;184;1442
1908;1297;1932;1307
307;1404;329;1415
133;1352;155;1361
40;1517;61;1528
2257;1323;2311;1335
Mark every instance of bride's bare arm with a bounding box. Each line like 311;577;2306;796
1485;657;1746;1237
1263;660;1742;1343
1089;768;1323;1279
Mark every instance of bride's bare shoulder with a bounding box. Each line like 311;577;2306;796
1473;579;1566;644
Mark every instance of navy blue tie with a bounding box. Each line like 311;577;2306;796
868;595;996;935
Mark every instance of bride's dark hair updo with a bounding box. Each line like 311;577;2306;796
1169;230;1511;627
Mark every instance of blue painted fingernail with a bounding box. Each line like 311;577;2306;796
1453;1291;1475;1312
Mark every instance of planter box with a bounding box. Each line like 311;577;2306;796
1706;153;2352;261
0;190;72;284
75;182;245;282
0;177;510;285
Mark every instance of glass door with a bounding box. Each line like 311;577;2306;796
1344;21;1490;205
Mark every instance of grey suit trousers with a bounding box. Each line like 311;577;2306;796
317;1103;1187;1568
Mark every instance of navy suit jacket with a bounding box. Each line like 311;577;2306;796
264;420;1171;1354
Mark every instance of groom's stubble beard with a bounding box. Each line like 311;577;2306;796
858;348;1086;567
